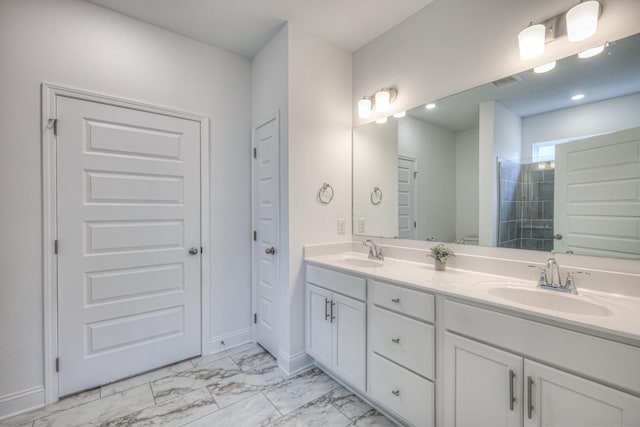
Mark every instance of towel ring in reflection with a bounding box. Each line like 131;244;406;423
318;182;334;204
371;187;383;205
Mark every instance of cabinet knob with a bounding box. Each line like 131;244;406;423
391;338;400;344
391;389;400;397
391;298;400;303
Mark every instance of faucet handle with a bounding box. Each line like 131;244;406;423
564;271;589;294
528;265;548;286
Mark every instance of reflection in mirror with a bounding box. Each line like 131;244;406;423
352;32;640;259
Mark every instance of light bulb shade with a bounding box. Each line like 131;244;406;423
358;97;372;119
566;1;600;42
393;111;406;118
518;24;546;59
534;61;556;73
578;44;604;58
376;117;388;124
375;90;391;112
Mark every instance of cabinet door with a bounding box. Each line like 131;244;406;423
305;284;333;367
444;333;523;427
524;360;640;427
333;292;366;391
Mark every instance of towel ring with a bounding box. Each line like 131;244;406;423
318;182;334;204
371;187;383;205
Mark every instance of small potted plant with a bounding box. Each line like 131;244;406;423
429;243;455;271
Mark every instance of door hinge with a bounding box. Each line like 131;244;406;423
200;246;204;254
414;221;417;228
54;239;59;254
55;357;59;372
253;147;257;159
253;313;257;324
253;230;257;241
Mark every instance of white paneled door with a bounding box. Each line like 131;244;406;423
398;155;417;239
56;96;202;396
254;114;279;357
554;127;640;257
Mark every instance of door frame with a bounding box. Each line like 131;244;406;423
41;83;211;404
250;111;280;354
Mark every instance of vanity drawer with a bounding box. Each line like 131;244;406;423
370;353;434;427
371;280;434;322
371;306;434;379
306;264;366;301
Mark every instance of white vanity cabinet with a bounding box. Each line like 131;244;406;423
444;302;640;427
305;266;366;391
368;280;435;427
444;332;523;427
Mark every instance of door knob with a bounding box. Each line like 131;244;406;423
553;234;563;240
188;247;199;255
265;246;276;255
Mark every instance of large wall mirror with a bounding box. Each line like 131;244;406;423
353;32;640;259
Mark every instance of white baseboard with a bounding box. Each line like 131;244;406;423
278;350;314;376
205;327;252;355
0;386;44;421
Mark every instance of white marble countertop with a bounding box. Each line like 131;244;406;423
305;251;640;346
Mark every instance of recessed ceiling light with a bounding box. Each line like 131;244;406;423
578;45;605;58
571;94;585;101
376;117;388;124
393;111;406;118
425;103;436;110
534;61;557;73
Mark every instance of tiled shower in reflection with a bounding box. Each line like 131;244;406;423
498;158;555;251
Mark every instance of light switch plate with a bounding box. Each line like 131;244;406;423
337;218;345;234
358;218;366;233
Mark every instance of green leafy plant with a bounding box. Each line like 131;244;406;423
429;244;456;262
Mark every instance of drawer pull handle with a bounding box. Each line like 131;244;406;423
527;376;534;420
509;369;516;411
391;338;400;344
391;389;400;397
391;298;400;303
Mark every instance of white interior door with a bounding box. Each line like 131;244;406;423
254;114;279;357
398;155;417;239
56;96;202;396
554;127;640;257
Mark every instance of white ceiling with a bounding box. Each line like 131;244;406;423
87;0;435;58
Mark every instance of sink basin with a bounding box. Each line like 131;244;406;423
488;286;613;317
331;255;384;268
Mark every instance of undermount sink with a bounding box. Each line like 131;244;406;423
488;286;613;317
331;254;384;268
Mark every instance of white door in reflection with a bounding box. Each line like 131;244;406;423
398;155;417;239
554;127;640;258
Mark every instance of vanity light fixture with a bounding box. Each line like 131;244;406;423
357;96;373;119
578;44;605;58
376;117;388;124
357;88;398;119
534;61;557;73
566;1;600;42
425;103;436;110
517;1;602;61
393;111;406;118
518;24;546;60
374;88;397;113
571;94;585;101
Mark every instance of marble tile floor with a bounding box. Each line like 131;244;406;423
2;344;398;427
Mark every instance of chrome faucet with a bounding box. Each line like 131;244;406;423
528;257;589;294
363;239;384;260
546;257;562;287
